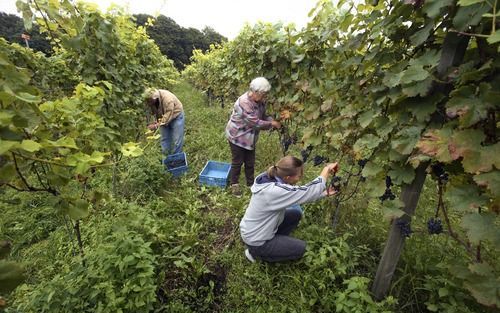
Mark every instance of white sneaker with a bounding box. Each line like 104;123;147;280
245;249;255;263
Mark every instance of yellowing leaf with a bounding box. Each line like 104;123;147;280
0;140;18;155
416;128;453;162
121;142;143;157
52;137;78;149
19;140;42;152
449;130;499;173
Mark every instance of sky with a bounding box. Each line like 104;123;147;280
0;0;320;39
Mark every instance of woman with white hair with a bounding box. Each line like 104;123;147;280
225;77;281;197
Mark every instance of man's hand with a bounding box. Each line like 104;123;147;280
271;120;282;129
147;122;159;131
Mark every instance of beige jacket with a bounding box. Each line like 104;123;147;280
150;89;184;126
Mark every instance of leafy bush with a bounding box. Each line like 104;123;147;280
14;229;156;313
333;276;396;313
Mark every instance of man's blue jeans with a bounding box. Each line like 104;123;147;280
160;111;185;155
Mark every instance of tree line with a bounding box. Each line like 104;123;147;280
0;12;226;69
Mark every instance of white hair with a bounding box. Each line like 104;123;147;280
249;77;271;93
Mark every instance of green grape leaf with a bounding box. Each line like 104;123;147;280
0;140;18;155
13;92;41;103
366;178;386;198
19;140;42;152
487;30;500;44
388;164;415;185
461;213;500;247
353;134;382;153
409;22;434;47
400;65;429;84
50;137;78;149
446;94;489;128
402;77;433;97
464;275;500;308
453;4;490;31
423;0;453;18
446;185;489;212
362;161;383;177
358;109;376;129
382;71;403;88
468;262;494;276
404;93;444;122
382;199;405;220
473;171;500;197
457;0;485;6
0;111;15;126
449;130;500;173
68;199;90;220
391;126;423;155
409;49;441;68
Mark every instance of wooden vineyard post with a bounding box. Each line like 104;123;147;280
371;32;470;300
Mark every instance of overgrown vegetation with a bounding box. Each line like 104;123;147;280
0;11;226;70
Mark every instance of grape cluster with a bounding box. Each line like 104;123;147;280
312;155;329;166
427;218;443;235
396;220;412;238
279;128;297;153
357;159;368;168
431;163;448;183
379;176;396;202
301;146;314;162
330;175;342;192
280;138;293;153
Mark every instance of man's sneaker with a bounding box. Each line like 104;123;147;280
231;184;242;197
245;249;256;263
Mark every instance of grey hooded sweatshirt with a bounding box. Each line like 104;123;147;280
239;172;327;246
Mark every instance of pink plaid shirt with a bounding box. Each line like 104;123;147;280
225;92;273;150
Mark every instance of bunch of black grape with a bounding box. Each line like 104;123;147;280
301;145;314;163
279;129;297;153
330;175;342;192
379;176;396;202
312;155;329;166
280;137;293;153
427;217;443;235
396;219;412;238
431;163;448;184
357;159;368;168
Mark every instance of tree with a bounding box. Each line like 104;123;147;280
0;12;51;54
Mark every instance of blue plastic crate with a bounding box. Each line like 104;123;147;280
199;161;231;187
164;152;188;177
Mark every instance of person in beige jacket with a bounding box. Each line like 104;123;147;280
145;89;185;155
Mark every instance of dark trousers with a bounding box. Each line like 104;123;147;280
247;207;306;262
229;141;255;186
